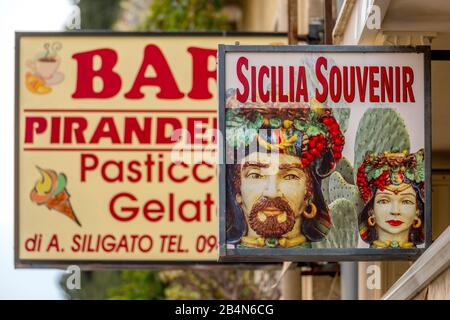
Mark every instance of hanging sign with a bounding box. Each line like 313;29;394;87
218;45;431;261
15;32;286;267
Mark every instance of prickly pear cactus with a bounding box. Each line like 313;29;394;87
313;199;358;248
354;108;410;174
321;157;354;203
328;171;363;214
317;170;360;249
332;108;351;133
334;157;354;185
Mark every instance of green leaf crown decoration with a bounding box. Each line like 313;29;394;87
225;89;345;167
356;149;425;202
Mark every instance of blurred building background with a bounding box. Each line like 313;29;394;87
77;0;341;43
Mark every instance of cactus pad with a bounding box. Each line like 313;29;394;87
312;198;358;248
332;108;351;133
354;108;410;175
328;171;363;214
334;156;354;185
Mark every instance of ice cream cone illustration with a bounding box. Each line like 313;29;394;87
30;167;81;227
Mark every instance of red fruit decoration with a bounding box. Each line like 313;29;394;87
356;165;391;202
373;171;389;191
356;164;372;202
320;116;345;161
300;113;344;167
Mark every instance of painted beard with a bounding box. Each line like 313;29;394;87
248;197;296;238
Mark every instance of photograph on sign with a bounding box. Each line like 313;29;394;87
15;33;286;267
218;46;431;261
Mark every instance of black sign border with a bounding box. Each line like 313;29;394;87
217;44;432;262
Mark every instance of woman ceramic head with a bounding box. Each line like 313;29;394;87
356;149;425;248
225;102;345;248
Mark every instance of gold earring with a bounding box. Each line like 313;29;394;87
368;215;376;227
413;216;422;229
303;202;317;219
236;193;242;204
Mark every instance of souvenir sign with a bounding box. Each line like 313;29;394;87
218;45;431;261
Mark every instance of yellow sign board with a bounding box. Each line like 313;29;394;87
16;33;286;267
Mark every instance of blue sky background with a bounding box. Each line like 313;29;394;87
0;0;73;299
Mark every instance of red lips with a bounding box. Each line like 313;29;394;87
386;219;404;227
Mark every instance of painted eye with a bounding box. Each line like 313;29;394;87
402;199;415;205
284;174;300;180
247;172;264;179
377;199;390;204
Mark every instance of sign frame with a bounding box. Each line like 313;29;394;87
217;44;432;262
14;31;288;269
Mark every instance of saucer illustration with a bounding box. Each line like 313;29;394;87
45;71;65;85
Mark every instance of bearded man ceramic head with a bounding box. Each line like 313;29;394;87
225;104;344;248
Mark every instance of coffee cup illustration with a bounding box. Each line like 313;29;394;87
27;56;61;80
25;42;64;94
